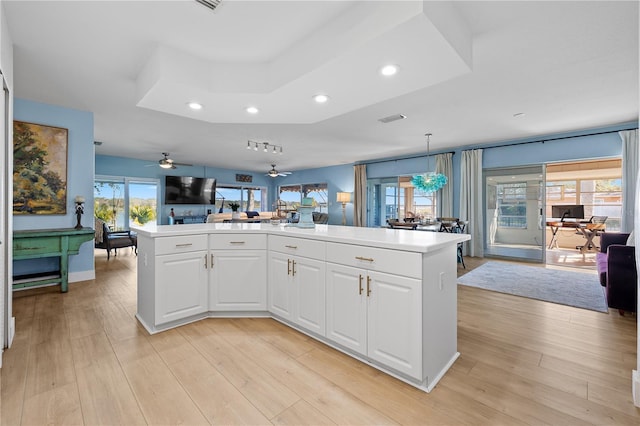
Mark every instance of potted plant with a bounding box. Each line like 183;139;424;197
229;202;241;219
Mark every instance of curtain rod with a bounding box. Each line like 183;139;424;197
481;126;637;151
359;151;455;166
360;126;636;166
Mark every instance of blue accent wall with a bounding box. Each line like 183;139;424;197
13;98;95;276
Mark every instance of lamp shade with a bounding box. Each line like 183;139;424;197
336;192;351;203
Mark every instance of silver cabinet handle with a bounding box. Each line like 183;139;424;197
229;241;245;245
285;245;298;249
176;243;193;248
292;260;297;276
210;254;214;266
204;254;208;268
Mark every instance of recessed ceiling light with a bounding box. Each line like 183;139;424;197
246;106;259;114
380;64;399;76
187;102;203;110
313;94;329;103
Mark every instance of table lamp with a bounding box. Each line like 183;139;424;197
336;192;351;226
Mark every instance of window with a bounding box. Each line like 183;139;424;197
367;176;436;227
216;185;267;212
94;176;159;231
496;182;527;228
546;178;621;230
278;183;328;212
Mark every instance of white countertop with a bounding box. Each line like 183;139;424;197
132;223;470;253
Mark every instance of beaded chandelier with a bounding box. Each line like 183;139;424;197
411;133;447;193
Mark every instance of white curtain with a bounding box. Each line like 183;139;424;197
620;129;639;233
353;164;367;227
460;149;484;257
436;152;453;218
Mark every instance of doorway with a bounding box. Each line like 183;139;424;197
545;158;622;268
484;166;545;263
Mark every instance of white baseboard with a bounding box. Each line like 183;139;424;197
633;370;640;407
69;269;95;283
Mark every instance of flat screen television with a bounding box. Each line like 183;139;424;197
551;204;584;221
165;176;216;205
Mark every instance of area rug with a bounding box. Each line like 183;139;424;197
458;261;608;313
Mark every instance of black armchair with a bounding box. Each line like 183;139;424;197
94;218;137;260
596;232;636;314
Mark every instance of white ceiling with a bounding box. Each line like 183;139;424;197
5;0;639;175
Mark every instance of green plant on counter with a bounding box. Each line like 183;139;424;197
229;202;240;212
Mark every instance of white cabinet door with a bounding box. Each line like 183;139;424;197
325;263;367;355
367;270;422;379
292;257;326;335
155;251;208;325
268;251;294;320
209;250;267;311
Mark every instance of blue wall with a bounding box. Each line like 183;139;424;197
13;98;95;277
357;122;635;218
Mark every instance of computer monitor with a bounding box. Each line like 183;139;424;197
551;204;585;221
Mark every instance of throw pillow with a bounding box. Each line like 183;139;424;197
627;230;635;246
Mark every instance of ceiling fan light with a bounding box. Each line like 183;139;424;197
159;163;173;169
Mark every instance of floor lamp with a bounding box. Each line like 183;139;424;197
337;192;351;226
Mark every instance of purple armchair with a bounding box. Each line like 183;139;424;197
596;232;636;313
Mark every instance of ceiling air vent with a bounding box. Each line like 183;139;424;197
378;114;407;123
195;0;223;12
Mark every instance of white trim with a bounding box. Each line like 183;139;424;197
69;269;95;283
633;370;640;407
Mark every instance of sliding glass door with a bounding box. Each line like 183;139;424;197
484;166;544;262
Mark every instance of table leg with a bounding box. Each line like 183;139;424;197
60;235;69;293
548;226;560;249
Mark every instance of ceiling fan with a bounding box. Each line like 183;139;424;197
265;164;292;178
155;152;192;169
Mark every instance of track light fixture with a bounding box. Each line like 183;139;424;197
246;140;283;155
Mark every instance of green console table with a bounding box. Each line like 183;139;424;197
13;227;95;293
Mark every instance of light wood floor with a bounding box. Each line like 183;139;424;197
2;250;639;425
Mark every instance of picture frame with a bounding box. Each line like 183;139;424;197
13;120;68;215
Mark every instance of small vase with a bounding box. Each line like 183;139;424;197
232;211;240;220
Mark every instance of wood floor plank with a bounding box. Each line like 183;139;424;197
21;382;84;426
168;353;272;425
468;360;640;425
23;339;77;398
187;331;301;419
65;307;104;340
0;342;30;426
70;331;116;370
272;399;336;425
120;352;209;425
75;356;147;425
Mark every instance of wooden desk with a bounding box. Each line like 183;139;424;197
13;227;95;292
546;221;604;252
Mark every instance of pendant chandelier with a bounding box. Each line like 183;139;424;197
411;133;447;193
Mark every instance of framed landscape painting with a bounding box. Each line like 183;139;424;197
13;121;68;215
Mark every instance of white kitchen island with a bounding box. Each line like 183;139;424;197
134;223;470;392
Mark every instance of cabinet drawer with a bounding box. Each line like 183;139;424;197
155;234;208;255
209;233;267;250
326;242;421;279
269;235;326;260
